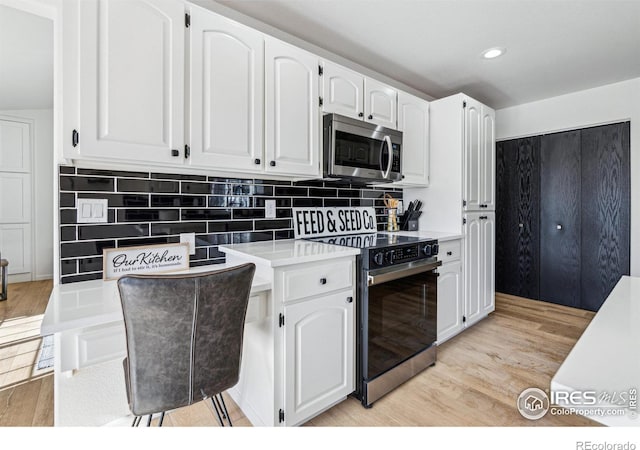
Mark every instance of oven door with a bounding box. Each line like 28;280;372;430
363;260;439;381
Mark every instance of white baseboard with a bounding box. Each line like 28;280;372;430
8;273;32;284
34;274;53;281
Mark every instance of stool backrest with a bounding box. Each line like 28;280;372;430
117;263;256;416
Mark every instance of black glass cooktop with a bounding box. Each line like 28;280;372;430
309;233;433;250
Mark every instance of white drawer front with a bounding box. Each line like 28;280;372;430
59;322;127;372
76;323;127;370
281;259;353;302
438;239;461;264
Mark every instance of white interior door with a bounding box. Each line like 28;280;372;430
0;118;32;278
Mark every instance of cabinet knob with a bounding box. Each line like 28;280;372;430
171;149;180;157
346;296;353;303
254;158;261;165
358;112;364;117
320;277;327;285
479;215;488;220
447;251;453;256
270;161;276;167
556;224;563;230
519;223;524;228
368;114;373;120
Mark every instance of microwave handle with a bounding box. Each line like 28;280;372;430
382;135;393;179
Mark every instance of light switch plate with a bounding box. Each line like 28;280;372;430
76;199;108;223
180;233;196;255
265;200;276;219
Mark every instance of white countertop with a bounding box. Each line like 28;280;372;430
550;275;640;426
219;239;361;267
41;263;271;336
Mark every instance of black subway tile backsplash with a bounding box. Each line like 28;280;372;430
60;193;75;208
151;195;206;208
61;226;77;242
79;193;149;207
181;209;231;221
208;220;253;233
58;165;402;283
61;240;116;258
117;179;179;193
79;257;104;273
117;209;180;222
60;176;114;192
151;222;207;236
78;224;149;240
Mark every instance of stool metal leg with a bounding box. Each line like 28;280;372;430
0;260;7;301
146;414;152;427
158;412;165;427
211;397;225;426
218;393;232;427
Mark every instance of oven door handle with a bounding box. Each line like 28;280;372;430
367;259;442;286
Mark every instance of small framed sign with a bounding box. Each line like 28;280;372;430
102;243;190;280
293;207;378;239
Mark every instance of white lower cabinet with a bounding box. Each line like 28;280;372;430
226;254;356;426
436;233;494;345
283;290;354;426
464;212;496;327
437;260;463;344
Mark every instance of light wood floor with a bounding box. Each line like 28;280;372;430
0;280;54;426
0;283;597;427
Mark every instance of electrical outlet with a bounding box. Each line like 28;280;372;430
265;200;276;219
76;199;108;223
180;233;196;255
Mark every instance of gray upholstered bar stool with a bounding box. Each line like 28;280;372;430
117;263;256;427
0;255;8;301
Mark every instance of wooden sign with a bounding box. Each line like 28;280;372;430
103;243;190;280
293;207;378;239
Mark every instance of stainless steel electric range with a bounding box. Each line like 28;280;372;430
310;233;441;407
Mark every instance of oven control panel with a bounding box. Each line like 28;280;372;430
368;240;438;268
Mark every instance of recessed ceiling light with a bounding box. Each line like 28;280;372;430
482;47;506;59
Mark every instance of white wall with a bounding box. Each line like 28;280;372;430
0;108;54;280
495;77;640;276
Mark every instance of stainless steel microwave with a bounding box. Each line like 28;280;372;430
323;113;402;184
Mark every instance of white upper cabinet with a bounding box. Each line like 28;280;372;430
396;91;429;186
364;78;397;129
321;63;363;120
322;61;397;129
464;97;495;211
189;6;264;172
76;0;185;164
265;38;320;177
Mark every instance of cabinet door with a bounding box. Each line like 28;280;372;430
78;0;185;164
437;261;463;344
283;291;354;426
464;213;483;325
265;38;320;177
540;130;581;308
480;212;496;316
480;105;496;209
580;122;630;311
321;61;363;120
397;92;429;186
463;98;482;210
189;7;264;172
364;78;397;129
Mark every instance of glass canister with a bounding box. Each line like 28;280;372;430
387;208;399;232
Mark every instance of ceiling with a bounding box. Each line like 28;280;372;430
0;5;53;110
217;0;640;109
